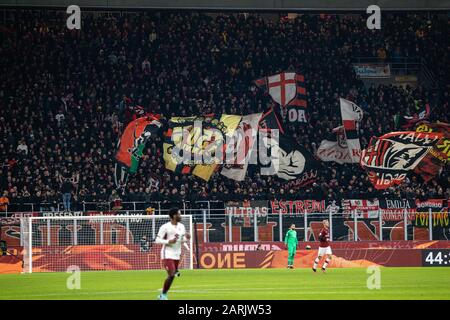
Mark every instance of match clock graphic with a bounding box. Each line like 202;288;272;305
422;250;450;267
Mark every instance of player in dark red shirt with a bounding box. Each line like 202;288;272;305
312;219;333;273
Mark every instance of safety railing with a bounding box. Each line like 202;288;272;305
185;208;438;242
0;200;222;215
6;207;444;243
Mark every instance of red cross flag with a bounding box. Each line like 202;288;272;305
255;72;308;123
267;72;297;106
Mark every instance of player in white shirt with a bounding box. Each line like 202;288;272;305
155;207;190;300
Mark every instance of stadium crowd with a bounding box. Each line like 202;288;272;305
0;10;449;211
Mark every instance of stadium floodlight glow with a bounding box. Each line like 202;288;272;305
20;215;193;273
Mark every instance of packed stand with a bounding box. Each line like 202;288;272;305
0;10;449;212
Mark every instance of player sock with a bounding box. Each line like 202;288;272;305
162;276;174;294
313;258;320;270
323;258;330;270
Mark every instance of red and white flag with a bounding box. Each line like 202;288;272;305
255;72;307;123
340;98;363;163
316;126;355;164
221;113;263;181
267;72;297;107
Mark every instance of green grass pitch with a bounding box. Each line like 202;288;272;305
0;267;449;300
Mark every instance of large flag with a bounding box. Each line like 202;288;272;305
115;115;162;173
221;113;263;181
261;135;319;188
317;97;364;164
340;98;363;163
415;121;450;148
413;122;450;181
316;126;355;164
163;114;242;181
255;72;307;123
258;107;285;135
394;102;430;130
360;131;443;189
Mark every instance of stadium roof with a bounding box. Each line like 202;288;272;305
1;0;449;10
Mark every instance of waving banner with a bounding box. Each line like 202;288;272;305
163;114;242;181
221;113;263;181
115;115;162;174
255;72;307;123
317;126;355;164
394;102;430;130
360;131;442;189
317;98;364;164
412;122;450;182
261;135;319;188
258;107;285;135
415;122;450;158
340;98;363;163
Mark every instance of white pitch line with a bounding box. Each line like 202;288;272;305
2;283;446;298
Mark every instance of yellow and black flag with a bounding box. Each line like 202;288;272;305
163;114;242;181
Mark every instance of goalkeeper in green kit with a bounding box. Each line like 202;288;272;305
284;224;298;269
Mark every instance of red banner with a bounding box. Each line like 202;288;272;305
2;241;450;273
198;241;450;252
270;200;326;214
197;249;422;269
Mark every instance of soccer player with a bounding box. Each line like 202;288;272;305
312;219;332;273
284;224;298;269
155;207;190;300
140;235;150;252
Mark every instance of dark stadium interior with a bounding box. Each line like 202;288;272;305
0;9;449;212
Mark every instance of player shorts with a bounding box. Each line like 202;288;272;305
163;259;180;273
318;246;332;256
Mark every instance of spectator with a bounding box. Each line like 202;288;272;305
0;191;9;213
16;139;28;156
59;173;74;211
0;10;448;210
109;190;123;210
377;46;387;61
140;236;150;252
55;110;65;128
